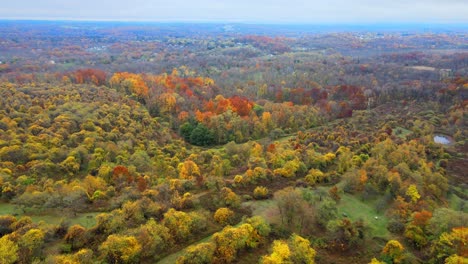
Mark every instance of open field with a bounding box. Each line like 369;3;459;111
336;193;390;239
0;203;99;228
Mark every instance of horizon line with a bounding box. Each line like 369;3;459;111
1;17;468;26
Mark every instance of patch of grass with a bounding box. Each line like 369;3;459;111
452;185;468;196
0;203;22;215
0;203;99;228
30;215;65;225
336;193;390;239
69;212;100;228
243;187;390;239
242;199;279;224
448;193;467;213
24;213;99;228
393;126;413;139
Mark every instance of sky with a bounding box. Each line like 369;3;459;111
1;0;468;23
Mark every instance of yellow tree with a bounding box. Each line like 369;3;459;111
137;218;173;259
163;208;194;242
176;242;215;264
305;168;326;186
52;249;93;264
289;234;316;264
214;207;235;226
18;228;45;262
406;184;421;203
261;234;316;264
60;156;80;175
0;235;18;264
178;160;201;181
213;224;254;263
219;187;241;208
261;240;291;264
109;72;148;99
382;240;405;263
445;255;467;264
99;234;142;263
158;93;177;113
369;258;385;264
253;186;269;199
431;227;468;263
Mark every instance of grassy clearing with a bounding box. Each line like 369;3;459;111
312;186;390;238
336;193;389;239
68;212;100;228
0;203;22;215
448;193;467;213
242;199;279;224
161;187;391;263
243;187;390;239
0;202;99;228
393;126;413;139
452;185;468;196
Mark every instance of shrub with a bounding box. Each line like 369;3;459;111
214;208;234;226
253;186;269;200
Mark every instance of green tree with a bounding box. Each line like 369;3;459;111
429;208;468;237
180;122;195;141
189;123;214;146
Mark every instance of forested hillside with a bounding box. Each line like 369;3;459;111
0;22;466;264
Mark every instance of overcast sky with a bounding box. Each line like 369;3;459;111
2;0;467;23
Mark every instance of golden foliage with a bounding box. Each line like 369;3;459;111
214;207;235;226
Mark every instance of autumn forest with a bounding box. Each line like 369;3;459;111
0;21;466;264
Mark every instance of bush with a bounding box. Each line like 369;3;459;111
214;207;234;226
253;186;269;199
176;242;215;264
387;220;405;234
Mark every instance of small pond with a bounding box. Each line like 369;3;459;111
434;135;453;145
